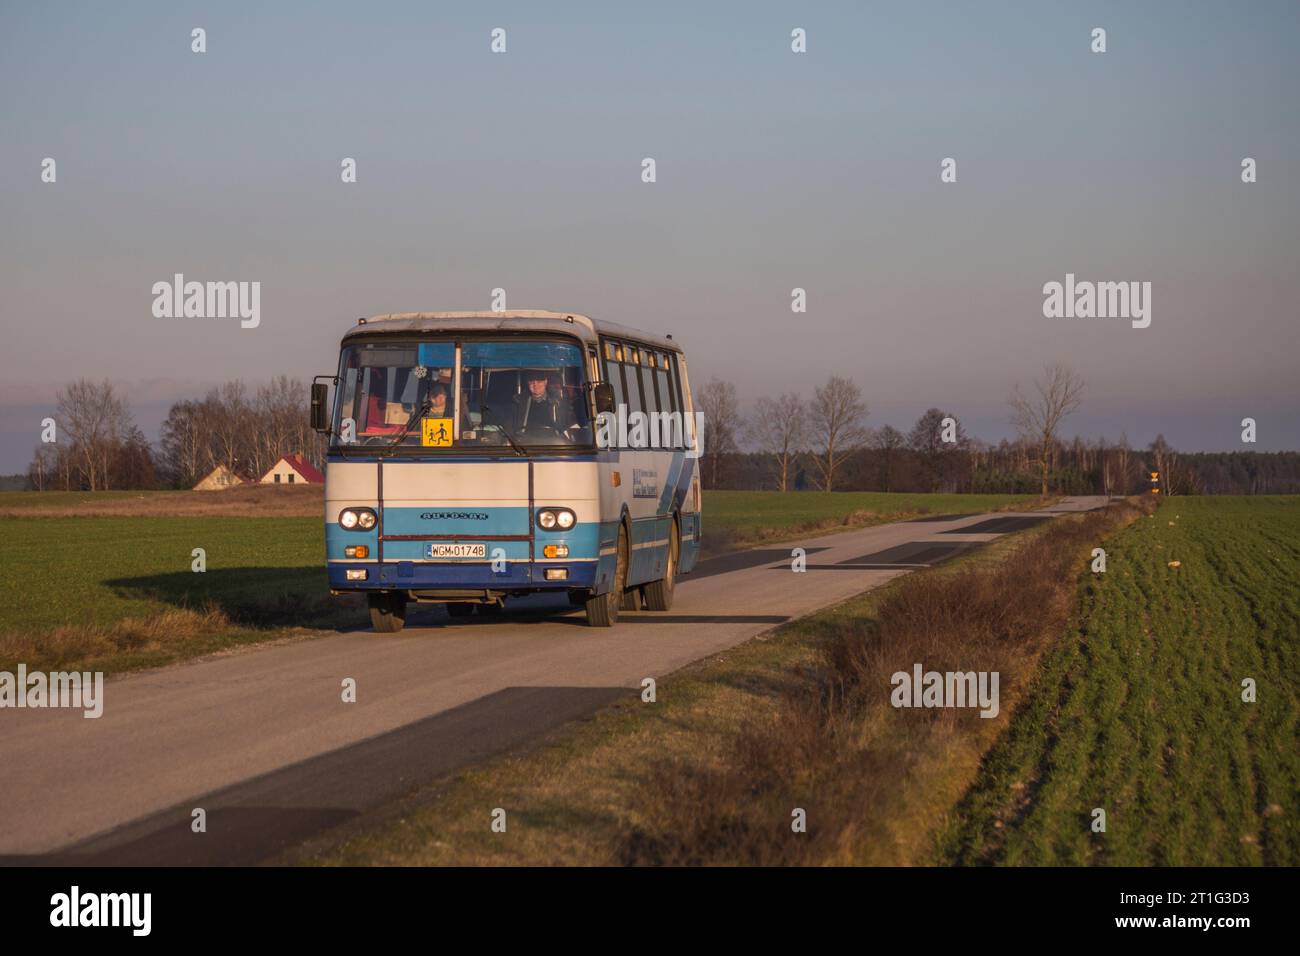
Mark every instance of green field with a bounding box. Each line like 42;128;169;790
1;516;322;634
0;515;335;673
937;496;1300;865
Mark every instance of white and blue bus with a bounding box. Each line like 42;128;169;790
310;311;702;631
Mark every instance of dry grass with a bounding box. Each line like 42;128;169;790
618;496;1157;865
0;591;360;674
0;484;324;518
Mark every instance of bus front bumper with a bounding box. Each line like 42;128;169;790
327;560;598;592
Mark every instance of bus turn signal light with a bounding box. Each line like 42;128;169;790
543;544;569;558
345;545;369;558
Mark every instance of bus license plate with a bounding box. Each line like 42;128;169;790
425;543;487;559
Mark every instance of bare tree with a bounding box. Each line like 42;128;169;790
28;443;57;491
696;379;742;489
159;400;209;487
908;407;969;492
1009;363;1085;496
871;425;907;492
1148;434;1198;496
809;376;869;491
747;393;806;491
1114;431;1133;496
56;379;132;490
1099;436;1112;497
209;381;251;476
254;376;308;476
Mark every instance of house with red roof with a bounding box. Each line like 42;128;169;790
260;454;325;485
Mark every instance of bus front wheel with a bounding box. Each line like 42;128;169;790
585;524;628;627
368;592;407;633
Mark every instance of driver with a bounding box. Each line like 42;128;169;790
511;368;575;435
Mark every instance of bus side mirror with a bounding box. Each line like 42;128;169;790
592;382;615;415
310;382;330;433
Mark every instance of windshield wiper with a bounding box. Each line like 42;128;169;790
480;404;527;457
383;398;432;456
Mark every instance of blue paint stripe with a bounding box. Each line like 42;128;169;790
382;506;529;536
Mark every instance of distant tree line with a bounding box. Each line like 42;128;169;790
20;369;1299;496
27;377;322;491
695;365;1296;496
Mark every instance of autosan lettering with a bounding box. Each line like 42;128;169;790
595;403;705;459
49;886;151;936
1042;273;1151;328
0;665;104;718
420;512;489;520
889;663;1000;718
151;273;261;328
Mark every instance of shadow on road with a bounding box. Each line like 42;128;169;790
105;567;360;629
1;686;631;866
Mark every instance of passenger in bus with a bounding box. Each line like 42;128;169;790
428;382;450;419
426;381;473;436
511;368;575;436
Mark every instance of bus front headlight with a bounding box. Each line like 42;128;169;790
339;507;377;530
536;507;576;530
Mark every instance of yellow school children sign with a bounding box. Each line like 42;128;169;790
421;418;453;447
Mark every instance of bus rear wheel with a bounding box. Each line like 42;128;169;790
643;520;679;611
585;524;628;627
368;592;407;633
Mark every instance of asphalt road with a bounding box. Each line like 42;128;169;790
0;496;1110;864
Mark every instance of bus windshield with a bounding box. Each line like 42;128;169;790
332;338;593;450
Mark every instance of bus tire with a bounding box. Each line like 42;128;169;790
643;520;679;612
585;524;628;627
446;602;474;618
368;592;407;633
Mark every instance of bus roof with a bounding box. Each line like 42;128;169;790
342;311;682;353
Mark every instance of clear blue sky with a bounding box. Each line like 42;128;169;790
2;1;1298;471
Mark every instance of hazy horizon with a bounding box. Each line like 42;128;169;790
3;1;1298;473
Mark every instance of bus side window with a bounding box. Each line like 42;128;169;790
604;341;625;410
643;352;662;418
668;353;688;448
654;353;673;417
624;348;645;417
